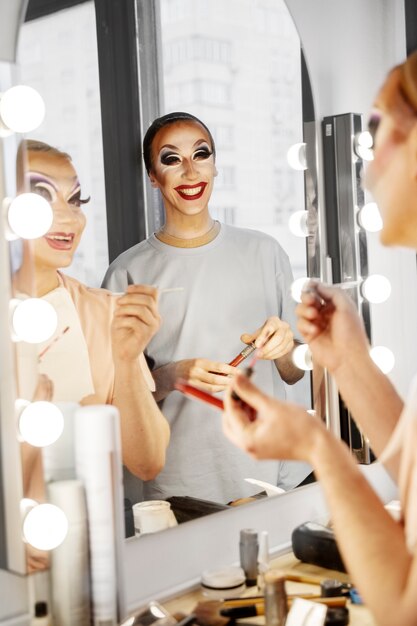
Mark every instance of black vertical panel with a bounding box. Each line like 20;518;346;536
94;0;147;263
405;0;417;56
25;0;88;21
301;49;315;124
322;113;372;462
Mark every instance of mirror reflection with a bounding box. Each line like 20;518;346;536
15;0;315;543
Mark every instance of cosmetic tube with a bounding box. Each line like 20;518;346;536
257;530;270;589
74;405;125;626
264;569;288;626
239;528;259;587
31;601;51;626
48;480;90;626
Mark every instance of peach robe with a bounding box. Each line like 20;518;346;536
56;271;154;401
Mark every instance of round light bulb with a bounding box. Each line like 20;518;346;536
20;498;37;517
354;131;374;161
288;210;308;237
11;298;57;343
357;202;383;232
22;503;68;550
361;274;391;304
292;344;313;371
290;277;310;303
370;346;395;374
287;143;307;170
18;401;64;447
7;193;53;240
0;86;45;133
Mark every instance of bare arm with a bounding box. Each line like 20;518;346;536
112;358;169;480
274;339;305;385
110;285;170;480
297;284;403;473
223;374;417;626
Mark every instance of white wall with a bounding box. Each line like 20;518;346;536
287;0;417;399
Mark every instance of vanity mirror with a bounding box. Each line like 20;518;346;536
1;0;415;621
11;0;317;544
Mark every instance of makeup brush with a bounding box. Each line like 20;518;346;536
228;342;256;367
208;342;257;376
38;325;70;362
220;596;347;619
113;287;184;297
229;348;261;421
194;596;347;626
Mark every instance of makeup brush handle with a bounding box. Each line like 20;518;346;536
228;343;256;367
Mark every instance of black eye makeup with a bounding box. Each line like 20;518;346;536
367;111;382;142
68;188;90;208
193;146;212;160
160;151;181;166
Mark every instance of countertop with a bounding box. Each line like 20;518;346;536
162;552;375;626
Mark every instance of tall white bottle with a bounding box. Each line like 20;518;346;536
48;479;90;626
74;404;125;626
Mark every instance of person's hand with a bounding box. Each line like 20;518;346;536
296;282;370;374
32;373;53;401
175;358;236;393
223;371;320;461
240;316;294;360
111;284;161;362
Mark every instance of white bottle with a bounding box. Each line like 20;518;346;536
257;530;270;589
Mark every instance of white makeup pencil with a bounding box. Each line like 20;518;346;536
113;287;184;296
302;280;360;295
332;280;360;289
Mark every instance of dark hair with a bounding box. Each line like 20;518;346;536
142;111;216;174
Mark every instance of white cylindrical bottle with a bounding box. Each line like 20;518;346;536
48;479;90;626
74;404;124;626
257;530;270;589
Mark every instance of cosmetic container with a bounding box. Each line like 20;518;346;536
48;480;90;626
31;601;51;626
201;566;246;599
257;530;270;588
264;569;288;626
239;528;259;587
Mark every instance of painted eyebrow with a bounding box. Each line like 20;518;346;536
28;170;79;192
68;180;81;195
159;139;211;153
27;172;59;192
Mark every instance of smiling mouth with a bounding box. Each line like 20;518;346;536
175;183;207;200
44;232;75;250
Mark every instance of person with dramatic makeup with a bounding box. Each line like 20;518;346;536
14;140;169;481
222;52;417;626
102;111;308;505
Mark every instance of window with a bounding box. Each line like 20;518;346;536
19;1;107;287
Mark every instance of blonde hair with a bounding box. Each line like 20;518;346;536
24;139;72;161
401;51;417;114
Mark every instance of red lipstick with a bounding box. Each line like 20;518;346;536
44;232;75;250
174;182;207;200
